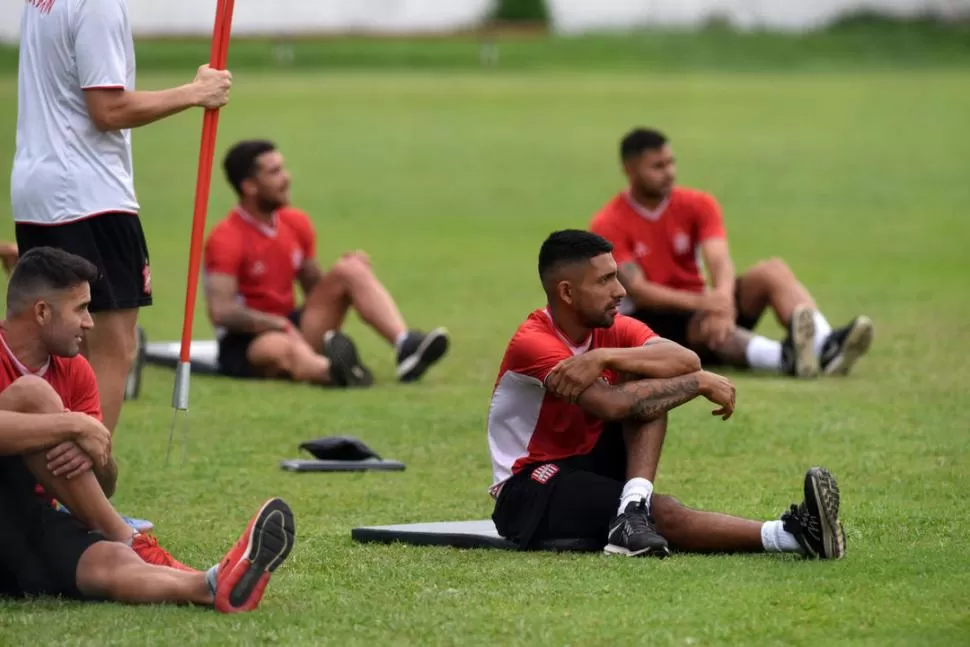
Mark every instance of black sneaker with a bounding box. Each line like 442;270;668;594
780;305;819;378
124;326;147;401
395;328;449;383
604;499;670;558
322;331;373;388
820;316;873;377
781;466;846;560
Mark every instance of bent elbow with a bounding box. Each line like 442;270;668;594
681;349;702;373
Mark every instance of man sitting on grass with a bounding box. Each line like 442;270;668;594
0;247;295;612
590;127;873;379
487;230;845;559
202;139;449;387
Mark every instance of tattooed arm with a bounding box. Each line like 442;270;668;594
205;273;292;334
598;339;701;379
576;370;736;421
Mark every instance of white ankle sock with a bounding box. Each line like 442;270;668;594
619;477;653;515
812;311;833;356
206;565;219;596
394;331;409;352
744;336;783;371
760;520;804;553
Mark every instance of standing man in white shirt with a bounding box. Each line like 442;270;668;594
11;0;233;498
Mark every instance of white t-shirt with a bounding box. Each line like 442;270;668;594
11;0;140;226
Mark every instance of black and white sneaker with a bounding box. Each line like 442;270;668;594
124;326;147;401
781;466;846;560
781;305;819;378
820;316;873;376
395;328;449;383
323;330;373;388
604;499;670;558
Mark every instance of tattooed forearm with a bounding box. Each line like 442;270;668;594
218;306;285;334
618;374;702;420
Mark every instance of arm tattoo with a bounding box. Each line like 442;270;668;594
618;261;642;287
616;374;701;420
219;307;283;334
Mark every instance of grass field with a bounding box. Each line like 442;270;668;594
0;30;969;646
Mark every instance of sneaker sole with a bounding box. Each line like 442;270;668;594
807;467;845;560
603;543;671;558
791;306;819;378
396;327;450;382
323;331;373;387
227;498;296;609
822;316;873;377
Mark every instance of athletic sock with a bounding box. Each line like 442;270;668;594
812;311;833;356
618;477;653;515
206;565;220;597
394;331;409;353
760;520;805;553
744;336;783;371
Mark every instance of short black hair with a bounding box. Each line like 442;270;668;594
223;139;277;195
620;128;668;161
538;229;613;282
6;247;99;315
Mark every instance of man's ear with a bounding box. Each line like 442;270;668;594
557;280;575;306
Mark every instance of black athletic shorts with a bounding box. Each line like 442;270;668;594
217;309;303;378
0;456;107;600
628;277;760;363
15;212;152;313
491;425;628;550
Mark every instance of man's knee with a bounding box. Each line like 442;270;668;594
753;257;794;281
0;375;65;413
75;540;137;600
88;310;139;365
330;254;373;285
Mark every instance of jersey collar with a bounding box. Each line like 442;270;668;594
542;308;592;355
624;190;670;222
0;331;50;377
234;206;279;237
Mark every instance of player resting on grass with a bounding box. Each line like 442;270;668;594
0;247;294;611
487;230;846;559
590;128;873;379
202;139;449;386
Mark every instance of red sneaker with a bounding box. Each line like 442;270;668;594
214;498;295;614
131;533;198;573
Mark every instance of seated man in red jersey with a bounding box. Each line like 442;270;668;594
0;247;295;611
488;230;845;559
589;128;873;379
203;139;449;387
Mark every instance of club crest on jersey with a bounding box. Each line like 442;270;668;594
634;242;650;257
142;264;152;295
531;464;559;485
251;261;266;277
673;231;691;255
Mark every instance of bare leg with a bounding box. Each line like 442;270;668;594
686;314;756;368
300;254;407;351
82;309;139;433
736;258;817;328
622;415;667;482
0;377;132;542
77;541;212;605
246;332;333;385
651;494;765;553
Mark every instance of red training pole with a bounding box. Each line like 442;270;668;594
171;0;236;418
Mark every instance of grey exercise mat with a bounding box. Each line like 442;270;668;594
280;458;406;472
144;340;222;375
351;519;603;552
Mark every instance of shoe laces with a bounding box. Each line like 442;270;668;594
625;500;654;534
786;503;821;540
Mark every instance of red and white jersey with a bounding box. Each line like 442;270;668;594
12;0;139;225
487;308;656;493
0;332;102;419
203;206;316;329
589;186;727;294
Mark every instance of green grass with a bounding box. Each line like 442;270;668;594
0;49;969;646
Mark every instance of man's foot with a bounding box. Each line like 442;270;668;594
123;326;146;401
213;497;296;614
781;305;819;378
323;330;373;387
122;515;154;534
604;499;670;558
131;533;198;572
820;316;873;377
396;328;449;383
781;466;846;560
